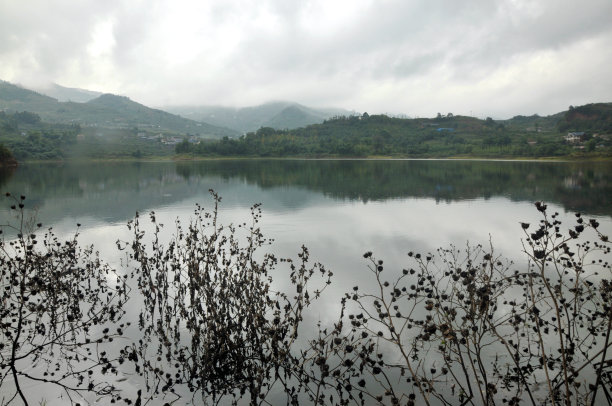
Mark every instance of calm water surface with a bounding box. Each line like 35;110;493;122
2;159;611;303
2;158;610;321
1;159;611;404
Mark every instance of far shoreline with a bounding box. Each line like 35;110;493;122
15;153;612;165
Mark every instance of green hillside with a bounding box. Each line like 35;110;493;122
0;81;238;138
84;94;238;137
558;103;612;133
0;80;60;112
263;105;325;129
0;110;79;160
0;110;177;160
180;109;612;158
2;78;610;161
499;112;564;132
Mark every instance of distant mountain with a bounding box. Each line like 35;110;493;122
83;94;240;136
34;83;102;103
0;80;59;111
164;102;353;133
0;80;238;138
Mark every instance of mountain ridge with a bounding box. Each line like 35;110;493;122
34;83;103;103
0;80;238;138
164;102;354;133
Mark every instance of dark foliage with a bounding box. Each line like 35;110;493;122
0;144;16;167
0;111;79;160
0;194;130;405
176;114;591;158
559;103;612;133
1;193;610;405
305;203;611;405
118;190;333;405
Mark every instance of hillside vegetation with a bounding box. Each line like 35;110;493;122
2;78;611;160
0;80;238;138
0;110;178;160
0;142;17;167
178;108;612;158
558;103;612;133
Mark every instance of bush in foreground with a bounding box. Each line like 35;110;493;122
305;204;611;406
118;191;333;405
1;193;610;405
0;194;130;405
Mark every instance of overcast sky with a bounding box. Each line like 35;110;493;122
1;0;611;118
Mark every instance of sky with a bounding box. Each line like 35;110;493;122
0;0;611;119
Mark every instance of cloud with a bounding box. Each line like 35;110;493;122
0;0;610;117
0;0;120;86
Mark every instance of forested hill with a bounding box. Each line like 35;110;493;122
557;103;612;133
178;108;612;158
499;103;612;134
84;94;237;137
0;80;238;138
2;77;611;161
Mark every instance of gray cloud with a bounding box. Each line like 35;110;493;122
0;0;610;118
0;0;121;85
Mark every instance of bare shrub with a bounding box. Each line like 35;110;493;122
0;194;130;405
302;203;611;406
118;190;333;405
2;193;610;406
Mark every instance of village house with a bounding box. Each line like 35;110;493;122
564;131;585;143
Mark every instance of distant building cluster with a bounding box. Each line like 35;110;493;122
136;132;200;146
564;132;585;143
563;131;608;150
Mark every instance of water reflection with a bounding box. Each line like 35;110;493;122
1;159;611;405
1;160;611;226
182;159;612;212
0;166;16;190
3;159;607;326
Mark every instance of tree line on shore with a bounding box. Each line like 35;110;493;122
2;102;612;163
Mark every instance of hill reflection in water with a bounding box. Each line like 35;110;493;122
0;159;610;229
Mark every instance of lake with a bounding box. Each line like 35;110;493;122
1;159;611;404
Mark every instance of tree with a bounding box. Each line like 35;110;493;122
0;144;17;167
13;112;41;125
587;138;597;152
175;139;192;154
0;194;130;405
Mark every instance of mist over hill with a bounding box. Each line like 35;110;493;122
164;102;353;133
34;83;103;103
177;104;612;158
2;79;610;161
0;80;238;138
